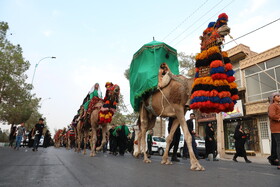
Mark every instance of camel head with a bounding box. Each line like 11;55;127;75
200;13;230;51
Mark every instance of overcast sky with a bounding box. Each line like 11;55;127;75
1;0;279;135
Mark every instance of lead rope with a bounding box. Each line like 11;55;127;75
158;87;175;117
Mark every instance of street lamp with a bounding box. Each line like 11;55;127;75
31;56;56;86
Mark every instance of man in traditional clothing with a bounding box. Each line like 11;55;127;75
113;123;130;156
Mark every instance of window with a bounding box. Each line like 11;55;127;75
245;57;280;102
234;68;241;88
259;116;269;139
246;74;261;96
260;70;276;93
245;63;265;76
266;56;280;69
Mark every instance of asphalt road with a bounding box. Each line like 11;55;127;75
0;147;279;187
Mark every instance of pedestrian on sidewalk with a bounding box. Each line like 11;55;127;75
32;118;45;152
205;123;218;161
232;124;252;163
14;123;25;150
268;92;280;170
9;125;16;148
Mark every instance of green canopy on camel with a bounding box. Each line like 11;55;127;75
129;40;180;112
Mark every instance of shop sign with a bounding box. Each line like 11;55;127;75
222;100;244;119
197;112;216;122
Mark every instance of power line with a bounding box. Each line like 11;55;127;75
174;0;235;46
169;0;225;44
224;18;280;45
161;0;209;41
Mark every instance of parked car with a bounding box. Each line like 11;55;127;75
194;136;206;158
21;133;44;147
179;135;206;158
39;136;44;147
152;136;183;156
20;133;29;147
152;136;166;156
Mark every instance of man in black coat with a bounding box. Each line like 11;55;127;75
168;117;181;162
183;113;199;159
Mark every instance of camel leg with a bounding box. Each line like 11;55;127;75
140;127;151;163
139;106;151;163
83;130;88;155
77;130;81;153
177;112;205;171
66;136;70;150
161;118;179;165
134;131;142;158
137;104;150;163
74;127;78;152
90;127;97;157
96;125;108;151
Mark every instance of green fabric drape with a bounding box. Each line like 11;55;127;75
129;41;179;112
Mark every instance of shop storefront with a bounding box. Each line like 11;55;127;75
222;100;260;154
223;117;260;153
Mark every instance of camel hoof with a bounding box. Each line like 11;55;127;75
190;165;205;171
143;159;152;163
134;152;140;158
83;151;86;155
165;160;173;165
96;147;102;151
90;153;96;157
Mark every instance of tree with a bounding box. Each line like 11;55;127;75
0;21;42;127
177;52;196;77
124;67;130;80
110;94;138;125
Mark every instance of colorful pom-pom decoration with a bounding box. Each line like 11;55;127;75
190;13;239;113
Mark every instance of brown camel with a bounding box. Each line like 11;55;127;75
76;113;91;154
54;129;64;148
134;72;205;171
89;84;120;157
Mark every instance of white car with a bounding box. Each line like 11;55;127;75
179;135;206;158
151;136;166;156
152;136;183;156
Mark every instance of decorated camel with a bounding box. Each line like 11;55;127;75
65;128;76;150
54;129;64;148
76;82;120;156
130;13;235;171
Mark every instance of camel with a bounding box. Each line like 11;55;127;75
76;84;120;156
54;129;63;148
134;71;205;171
76;112;91;154
65;128;76;150
89;84;120;157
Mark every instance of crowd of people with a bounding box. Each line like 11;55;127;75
8;118;52;151
6;92;280;170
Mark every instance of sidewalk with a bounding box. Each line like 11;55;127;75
220;153;269;164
